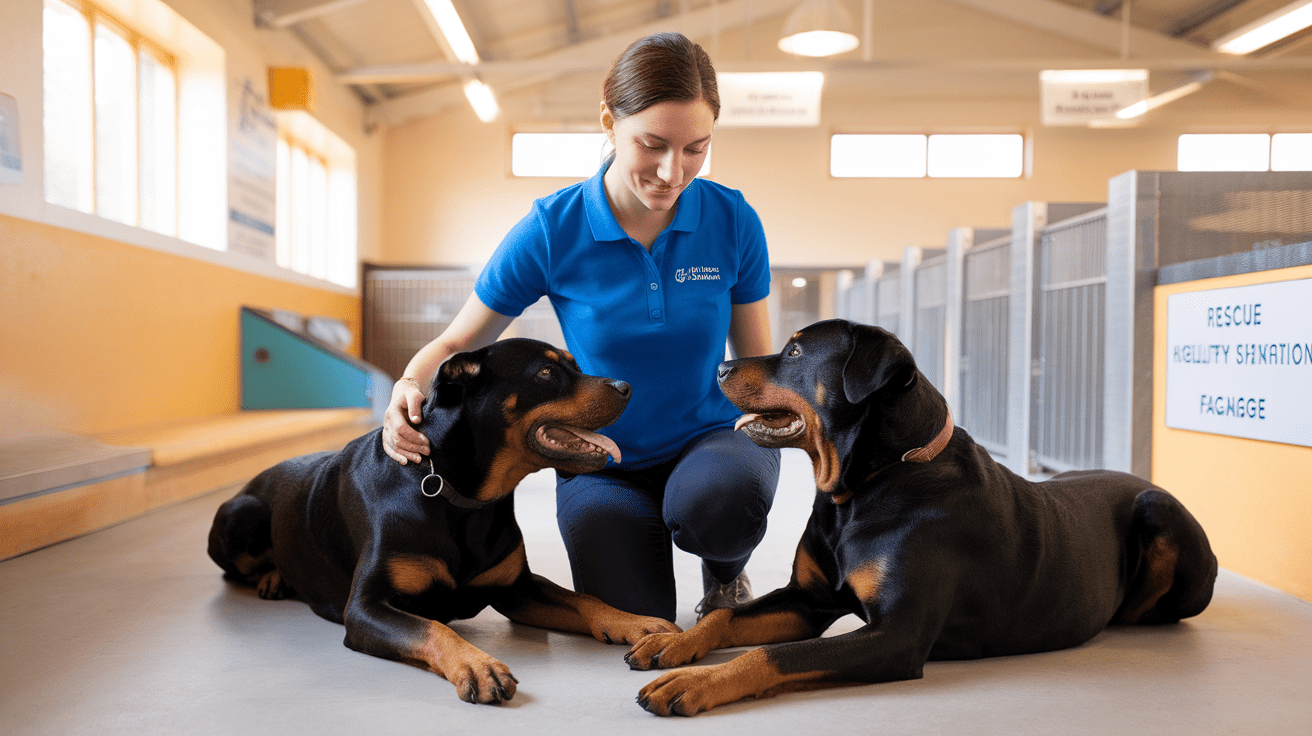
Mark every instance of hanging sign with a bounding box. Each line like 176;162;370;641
717;72;824;127
228;77;278;261
1039;69;1147;126
1165;278;1312;448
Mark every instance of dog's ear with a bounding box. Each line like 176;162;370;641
432;352;483;408
841;323;917;405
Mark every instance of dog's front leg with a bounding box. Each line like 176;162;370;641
343;585;517;704
636;621;928;716
625;584;842;671
494;573;681;644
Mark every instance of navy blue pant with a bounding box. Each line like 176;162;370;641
555;428;780;621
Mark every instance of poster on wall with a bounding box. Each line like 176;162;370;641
228;77;277;260
0;93;22;185
1165;278;1312;448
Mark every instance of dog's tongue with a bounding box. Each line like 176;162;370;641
734;414;763;432
559;426;622;464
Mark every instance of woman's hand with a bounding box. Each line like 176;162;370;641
382;378;430;465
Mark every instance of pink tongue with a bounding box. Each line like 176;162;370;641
561;426;622;464
734;414;763;432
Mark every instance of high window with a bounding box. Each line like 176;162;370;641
831;134;1025;178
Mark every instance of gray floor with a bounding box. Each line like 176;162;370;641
2;448;1310;735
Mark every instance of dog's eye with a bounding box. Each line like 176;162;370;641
787;345;802;357
538;366;554;379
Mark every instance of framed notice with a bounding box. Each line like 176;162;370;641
0;93;22;185
228;77;278;261
1165;278;1312;448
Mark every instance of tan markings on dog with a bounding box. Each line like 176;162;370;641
479;376;627;501
792;543;829;591
791;331;804;342
231;551;268;576
1124;537;1179;622
544;350;560;363
388;555;456;595
404;620;518;703
560;349;576;365
502;393;518;416
641;647;835;716
469;542;527;587
815;382;827;406
846;557;888;602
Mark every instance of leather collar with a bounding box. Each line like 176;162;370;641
422;458;491;509
864;408;955;484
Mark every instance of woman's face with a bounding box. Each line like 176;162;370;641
603;98;715;214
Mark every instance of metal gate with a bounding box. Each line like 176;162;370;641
912;255;947;391
960;234;1010;456
1034;208;1107;472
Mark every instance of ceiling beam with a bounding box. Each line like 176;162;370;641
943;0;1224;59
255;0;374;29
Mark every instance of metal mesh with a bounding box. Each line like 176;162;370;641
874;268;901;337
960;236;1010;453
913;256;947;390
1157;172;1312;268
1035;210;1107;472
362;267;476;382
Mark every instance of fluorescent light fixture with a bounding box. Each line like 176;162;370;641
422;0;480;64
1212;0;1312;54
462;79;499;122
778;0;860;57
1116;72;1212;119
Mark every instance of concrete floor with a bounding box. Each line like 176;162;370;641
2;448;1310;735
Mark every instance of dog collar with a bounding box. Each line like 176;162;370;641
863;408;955;484
422;458;491;509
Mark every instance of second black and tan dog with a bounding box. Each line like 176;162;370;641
208;338;678;705
627;319;1216;716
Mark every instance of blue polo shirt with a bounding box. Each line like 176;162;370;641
475;164;771;467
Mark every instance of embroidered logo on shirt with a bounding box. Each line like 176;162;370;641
675;266;722;283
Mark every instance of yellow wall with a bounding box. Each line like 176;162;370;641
1152;265;1312;603
0;214;361;437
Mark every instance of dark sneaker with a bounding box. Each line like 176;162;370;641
695;563;752;619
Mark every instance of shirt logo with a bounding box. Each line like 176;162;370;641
675;266;722;283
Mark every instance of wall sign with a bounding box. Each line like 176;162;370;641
228;77;278;261
0;93;22;185
1165;278;1312;448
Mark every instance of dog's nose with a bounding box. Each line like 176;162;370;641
608;379;631;398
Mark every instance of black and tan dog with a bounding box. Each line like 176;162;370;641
208;338;678;704
626;319;1216;716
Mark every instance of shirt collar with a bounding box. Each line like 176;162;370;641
583;162;701;243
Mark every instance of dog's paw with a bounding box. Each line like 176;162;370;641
256;569;294;600
591;614;681;646
636;668;720;716
624;631;710;671
448;657;518;705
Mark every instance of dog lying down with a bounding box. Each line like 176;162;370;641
626;319;1216;716
208;338;679;704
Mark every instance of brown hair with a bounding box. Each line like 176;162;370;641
602;32;720;122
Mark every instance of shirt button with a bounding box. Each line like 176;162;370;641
649;282;658;291
651;309;661;318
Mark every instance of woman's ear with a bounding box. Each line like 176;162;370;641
600;103;615;141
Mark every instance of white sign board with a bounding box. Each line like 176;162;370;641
1039;70;1147;126
228;77;278;261
0;93;22;185
1165;278;1312;448
717;72;823;128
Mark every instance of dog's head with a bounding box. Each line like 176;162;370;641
422;338;629;500
717;320;951;503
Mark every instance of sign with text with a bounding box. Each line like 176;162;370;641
228;77;278;261
1039;69;1147;126
1165;278;1312;448
717;72;823;128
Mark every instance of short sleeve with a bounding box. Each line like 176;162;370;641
474;205;550;318
730;194;771;305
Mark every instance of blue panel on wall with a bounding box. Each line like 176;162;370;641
240;307;389;415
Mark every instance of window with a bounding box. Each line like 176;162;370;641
831;134;1025;178
275;114;358;289
510;132;712;178
1178;133;1312;172
43;0;178;235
